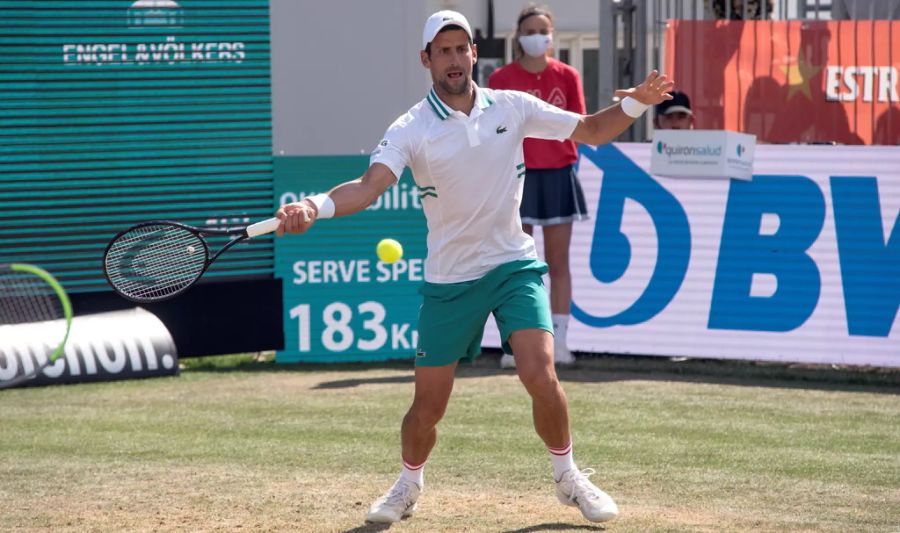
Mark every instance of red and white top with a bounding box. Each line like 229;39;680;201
489;58;586;170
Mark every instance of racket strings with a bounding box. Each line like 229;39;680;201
0;270;63;326
105;224;207;301
0;269;66;382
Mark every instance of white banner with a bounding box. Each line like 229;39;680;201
650;129;756;180
0;308;178;388
485;143;900;367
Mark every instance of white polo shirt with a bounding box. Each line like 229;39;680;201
370;85;580;284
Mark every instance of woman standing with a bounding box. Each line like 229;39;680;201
489;4;587;368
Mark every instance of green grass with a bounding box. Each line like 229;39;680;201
1;353;898;532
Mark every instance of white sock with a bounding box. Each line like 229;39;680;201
400;458;425;487
548;441;577;481
552;314;569;346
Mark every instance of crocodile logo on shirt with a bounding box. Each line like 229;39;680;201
496;125;508;134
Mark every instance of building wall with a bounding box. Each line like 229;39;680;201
270;0;600;156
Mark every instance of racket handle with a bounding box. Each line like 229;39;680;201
246;217;281;237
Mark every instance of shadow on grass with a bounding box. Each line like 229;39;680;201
334;520;601;533
184;351;900;395
315;374;414;389
503;524;606;533
340;523;391;533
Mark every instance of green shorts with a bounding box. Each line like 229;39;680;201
415;259;552;367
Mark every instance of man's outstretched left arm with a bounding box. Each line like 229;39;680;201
570;70;675;146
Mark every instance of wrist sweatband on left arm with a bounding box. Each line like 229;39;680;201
620;96;650;118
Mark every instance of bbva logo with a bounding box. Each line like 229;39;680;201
573;144;898;338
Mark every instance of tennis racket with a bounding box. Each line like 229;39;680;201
102;217;281;303
0;263;73;390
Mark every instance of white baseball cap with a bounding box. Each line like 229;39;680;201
422;10;473;49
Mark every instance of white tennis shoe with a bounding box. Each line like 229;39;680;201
554;345;576;366
365;477;420;523
499;353;517;369
555;468;618;522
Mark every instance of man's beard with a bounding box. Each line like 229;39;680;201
436;73;471;96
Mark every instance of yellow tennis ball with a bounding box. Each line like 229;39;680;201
376;238;403;263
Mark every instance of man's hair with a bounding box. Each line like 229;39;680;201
424;24;471;57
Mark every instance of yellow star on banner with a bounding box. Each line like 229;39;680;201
780;51;822;101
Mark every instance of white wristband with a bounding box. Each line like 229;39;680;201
620;96;649;118
304;193;335;219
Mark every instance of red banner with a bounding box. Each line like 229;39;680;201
665;20;899;145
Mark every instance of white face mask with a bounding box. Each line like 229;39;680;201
518;33;552;58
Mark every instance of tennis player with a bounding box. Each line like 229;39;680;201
276;10;673;525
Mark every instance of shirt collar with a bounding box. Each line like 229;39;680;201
426;84;494;121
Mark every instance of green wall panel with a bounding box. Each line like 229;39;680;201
0;0;273;293
274;156;429;363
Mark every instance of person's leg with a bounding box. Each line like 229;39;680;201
369;277;484;524
541;222;572;315
492;266;562;447
366;362;457;524
542;222;576;365
508;328;617;523
401;362;458;466
545;164;588;365
507;328;569;447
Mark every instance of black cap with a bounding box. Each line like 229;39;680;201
655;91;693;116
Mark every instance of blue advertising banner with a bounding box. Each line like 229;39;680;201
273;156;427;363
482;143;899;367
